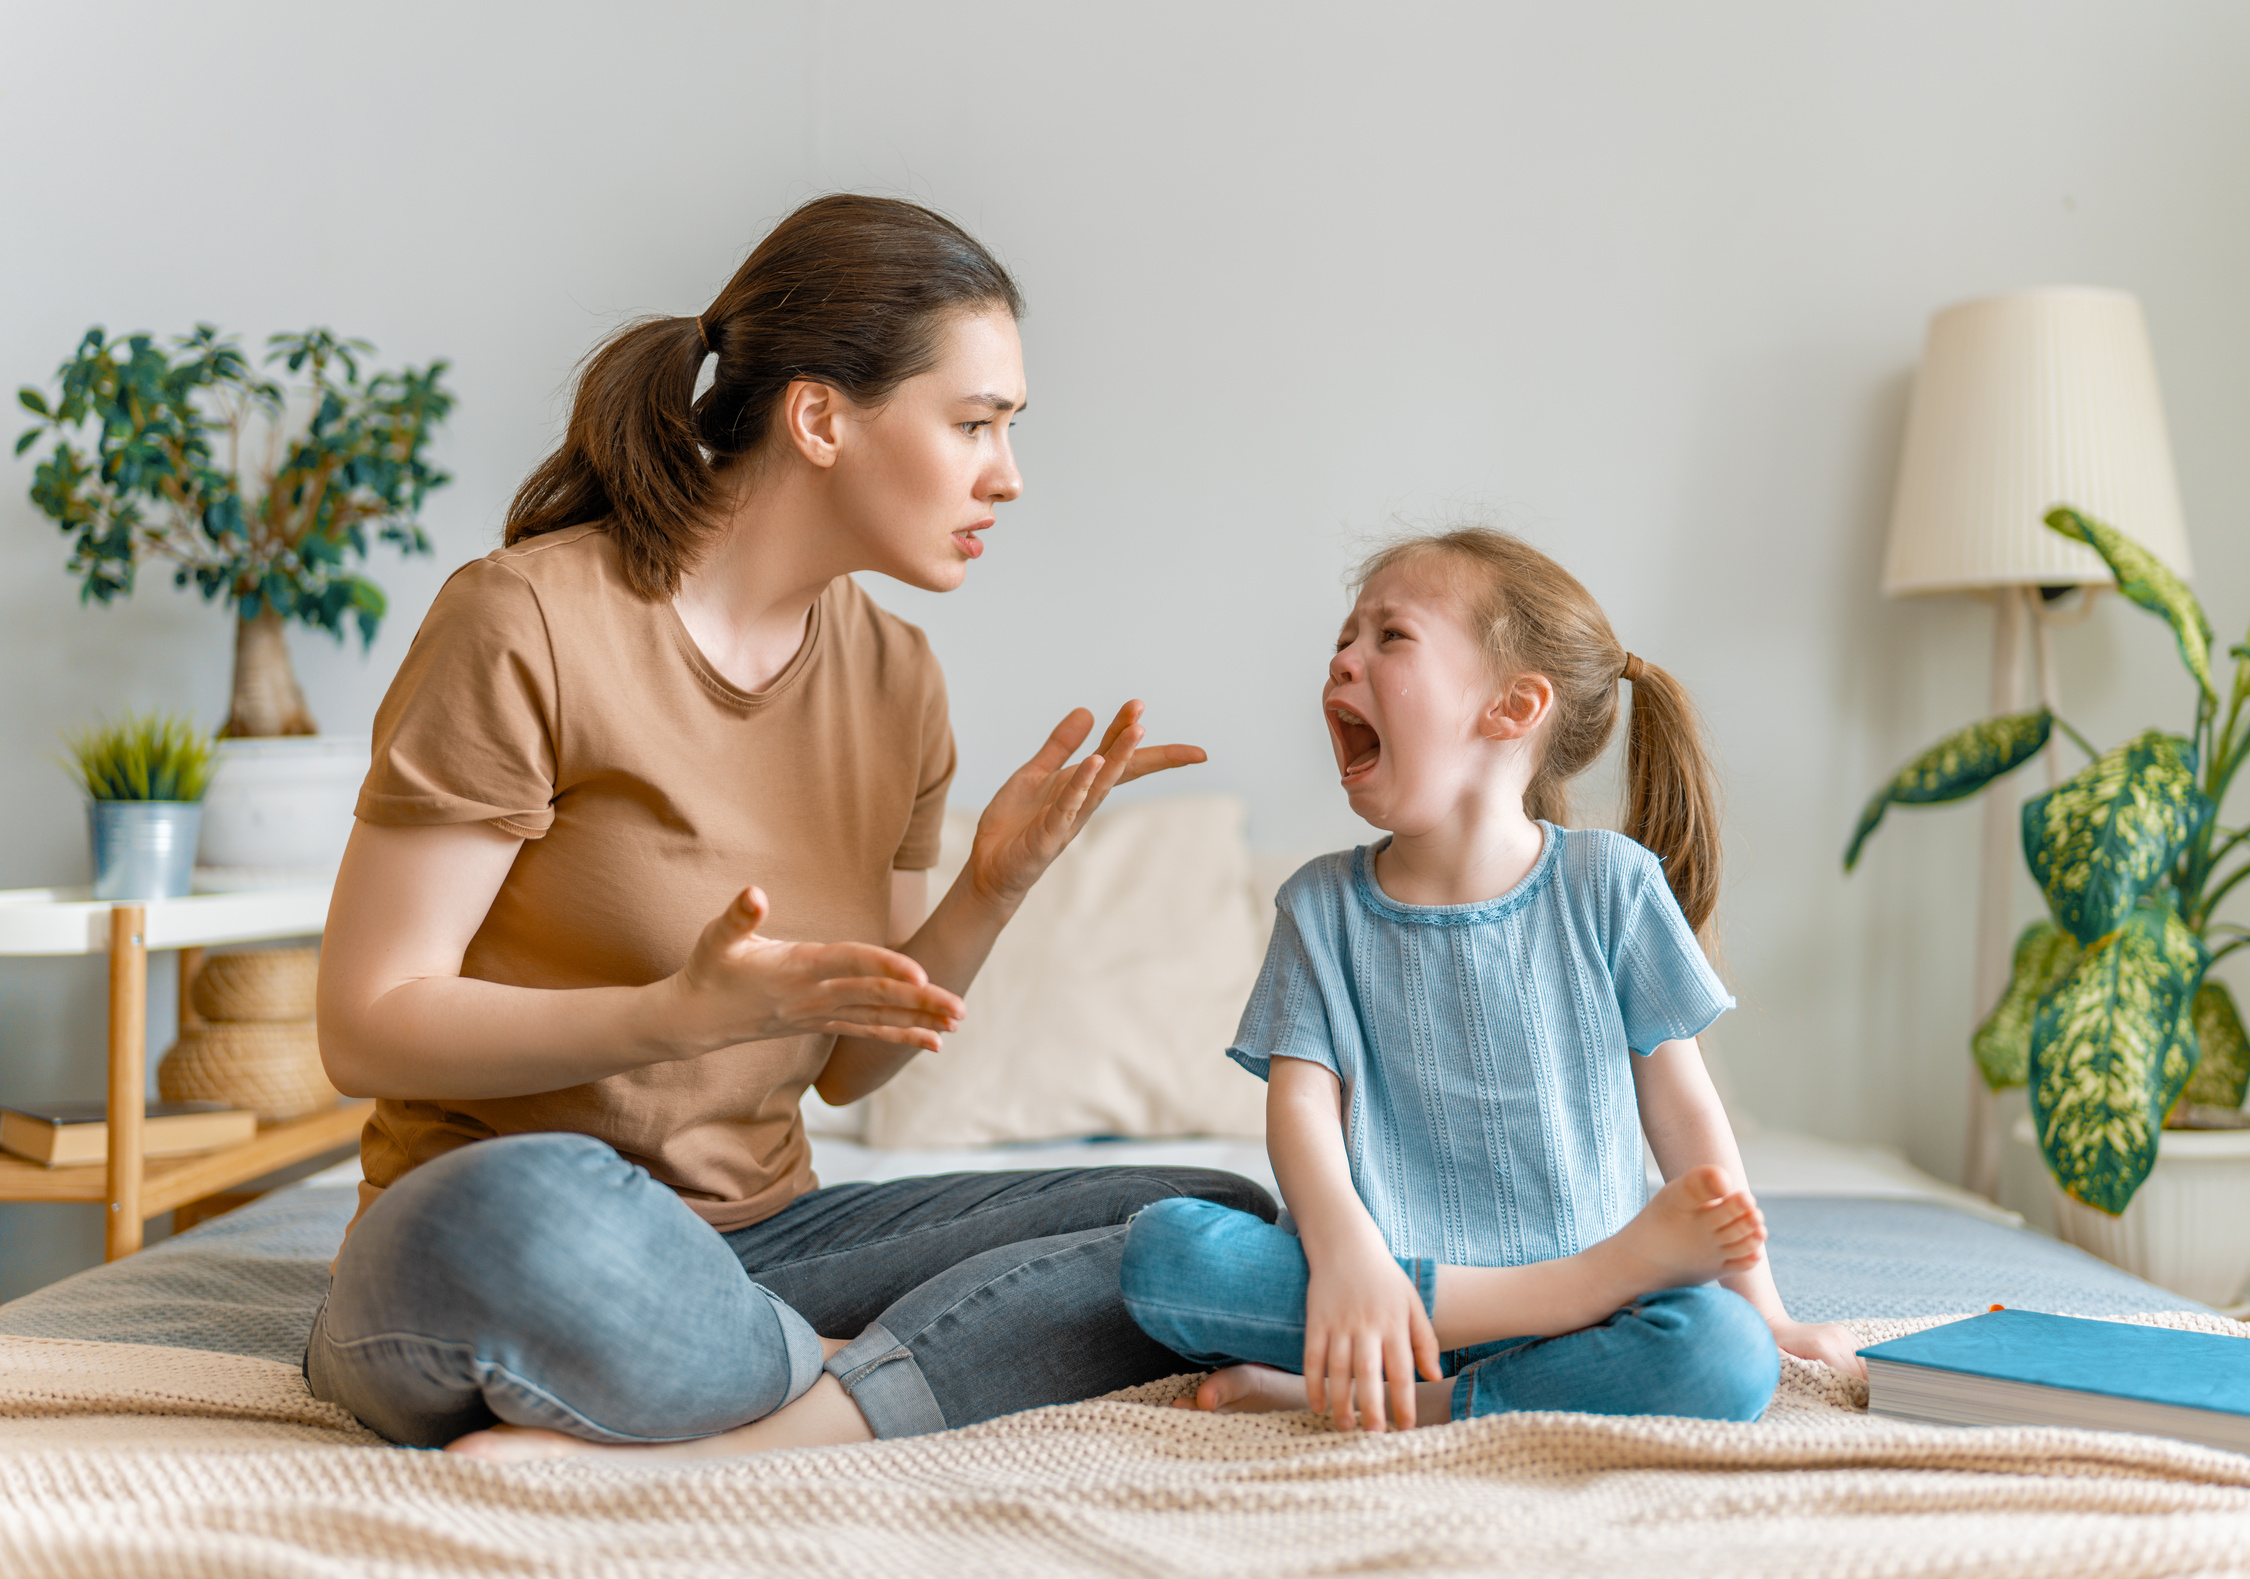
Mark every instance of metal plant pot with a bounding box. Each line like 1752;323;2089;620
88;800;203;901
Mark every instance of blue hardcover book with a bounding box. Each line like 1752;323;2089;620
1858;1309;2250;1453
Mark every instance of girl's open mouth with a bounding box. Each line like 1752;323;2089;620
952;529;986;559
1331;705;1381;784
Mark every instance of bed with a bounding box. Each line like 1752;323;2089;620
5;801;2247;1574
4;1132;2248;1577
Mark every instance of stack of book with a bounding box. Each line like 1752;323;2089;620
1860;1308;2250;1454
0;1101;256;1167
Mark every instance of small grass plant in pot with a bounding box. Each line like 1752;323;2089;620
17;326;454;876
65;711;217;901
1848;508;2250;1306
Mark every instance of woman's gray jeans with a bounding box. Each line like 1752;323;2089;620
304;1132;1275;1447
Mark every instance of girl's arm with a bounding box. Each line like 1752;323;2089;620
1268;1057;1444;1433
1632;1037;1866;1377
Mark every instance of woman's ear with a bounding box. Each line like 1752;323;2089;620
1481;672;1554;743
778;378;844;469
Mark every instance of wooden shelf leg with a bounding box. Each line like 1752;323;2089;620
178;944;204;1033
105;905;147;1261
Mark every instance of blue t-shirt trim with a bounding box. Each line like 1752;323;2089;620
1347;827;1564;929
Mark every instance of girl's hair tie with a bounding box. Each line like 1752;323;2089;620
1619;652;1645;683
694;314;713;354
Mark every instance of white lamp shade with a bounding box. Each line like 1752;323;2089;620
1882;288;2189;596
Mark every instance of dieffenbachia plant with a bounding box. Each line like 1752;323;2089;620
1846;507;2250;1215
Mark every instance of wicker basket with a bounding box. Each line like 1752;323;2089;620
191;947;319;1023
158;1020;338;1123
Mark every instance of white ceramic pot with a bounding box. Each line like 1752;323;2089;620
195;736;370;879
2015;1114;2250;1307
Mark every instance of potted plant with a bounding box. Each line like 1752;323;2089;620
1848;507;2250;1306
64;711;217;901
16;326;454;873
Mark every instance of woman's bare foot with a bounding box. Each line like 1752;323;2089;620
1610;1164;1766;1286
446;1339;875;1461
447;1422;628;1463
1172;1363;1310;1414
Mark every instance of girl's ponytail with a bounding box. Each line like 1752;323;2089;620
1620;657;1723;944
506;194;1023;599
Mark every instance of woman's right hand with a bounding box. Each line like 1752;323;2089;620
663;884;967;1057
1302;1234;1444;1433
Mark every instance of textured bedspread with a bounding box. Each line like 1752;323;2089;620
6;1314;2250;1578
2;1175;2239;1575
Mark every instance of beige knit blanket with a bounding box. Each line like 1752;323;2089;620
5;1314;2250;1578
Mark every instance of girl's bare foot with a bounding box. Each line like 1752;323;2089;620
1176;1366;1459;1431
1405;1168;1769;1355
1612;1164;1765;1286
1173;1363;1309;1414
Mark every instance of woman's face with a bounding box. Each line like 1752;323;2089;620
833;308;1026;593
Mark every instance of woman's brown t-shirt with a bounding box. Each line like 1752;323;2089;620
350;524;953;1233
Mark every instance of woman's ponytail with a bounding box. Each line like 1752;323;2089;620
507;316;716;599
1620;658;1723;944
506;194;1023;599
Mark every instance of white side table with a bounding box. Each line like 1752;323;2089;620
0;884;370;1259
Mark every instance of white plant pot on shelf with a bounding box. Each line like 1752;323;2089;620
195;736;369;883
2012;1114;2250;1308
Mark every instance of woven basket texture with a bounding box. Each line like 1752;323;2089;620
158;1021;337;1123
190;948;318;1023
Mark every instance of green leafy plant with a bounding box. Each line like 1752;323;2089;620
16;326;454;737
62;711;217;803
1847;507;2250;1215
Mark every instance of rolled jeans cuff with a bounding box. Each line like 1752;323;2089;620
762;1287;827;1411
823;1321;948;1439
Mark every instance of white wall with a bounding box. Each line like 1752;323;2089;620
3;1;2247;1297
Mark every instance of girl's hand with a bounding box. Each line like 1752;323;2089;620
1302;1236;1444;1433
965;700;1206;909
1769;1317;1866;1379
666;885;967;1055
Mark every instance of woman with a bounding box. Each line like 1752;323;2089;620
310;194;1273;1460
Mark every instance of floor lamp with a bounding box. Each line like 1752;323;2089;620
1880;287;2192;1201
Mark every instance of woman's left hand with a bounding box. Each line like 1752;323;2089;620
965;700;1205;909
1769;1317;1866;1378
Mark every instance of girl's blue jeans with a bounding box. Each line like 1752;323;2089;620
1120;1197;1780;1422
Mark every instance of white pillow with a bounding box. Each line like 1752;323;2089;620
861;794;1270;1147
